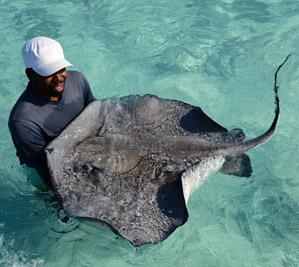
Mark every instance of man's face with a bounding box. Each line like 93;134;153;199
30;68;68;98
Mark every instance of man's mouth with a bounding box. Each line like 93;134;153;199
54;82;64;92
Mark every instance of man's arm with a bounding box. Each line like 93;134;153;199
8;121;49;178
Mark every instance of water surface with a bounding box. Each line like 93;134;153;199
1;0;299;266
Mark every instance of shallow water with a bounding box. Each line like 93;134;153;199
1;0;299;266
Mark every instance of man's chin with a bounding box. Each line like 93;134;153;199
50;86;64;96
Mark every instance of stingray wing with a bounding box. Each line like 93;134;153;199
59;152;188;246
46;95;248;246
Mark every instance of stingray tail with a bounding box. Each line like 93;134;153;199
221;54;291;156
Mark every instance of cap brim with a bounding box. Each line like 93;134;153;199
33;58;73;77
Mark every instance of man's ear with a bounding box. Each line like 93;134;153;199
25;68;34;80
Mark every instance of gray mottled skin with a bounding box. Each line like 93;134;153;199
45;92;276;246
45;56;290;246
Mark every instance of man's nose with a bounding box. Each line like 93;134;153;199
53;72;64;82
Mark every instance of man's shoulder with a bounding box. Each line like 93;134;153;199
67;70;87;82
9;90;34;121
9;87;47;128
66;70;89;89
66;70;91;97
9;100;37;127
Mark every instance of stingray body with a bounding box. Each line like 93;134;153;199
46;56;290;246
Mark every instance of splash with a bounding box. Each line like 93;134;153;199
0;224;44;267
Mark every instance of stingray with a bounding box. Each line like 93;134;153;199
46;56;290;246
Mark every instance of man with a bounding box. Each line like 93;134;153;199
9;36;95;186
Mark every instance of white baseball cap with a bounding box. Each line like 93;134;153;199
22;36;72;77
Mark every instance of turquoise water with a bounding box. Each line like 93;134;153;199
1;0;299;266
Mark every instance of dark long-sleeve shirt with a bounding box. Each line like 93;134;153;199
8;70;95;179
